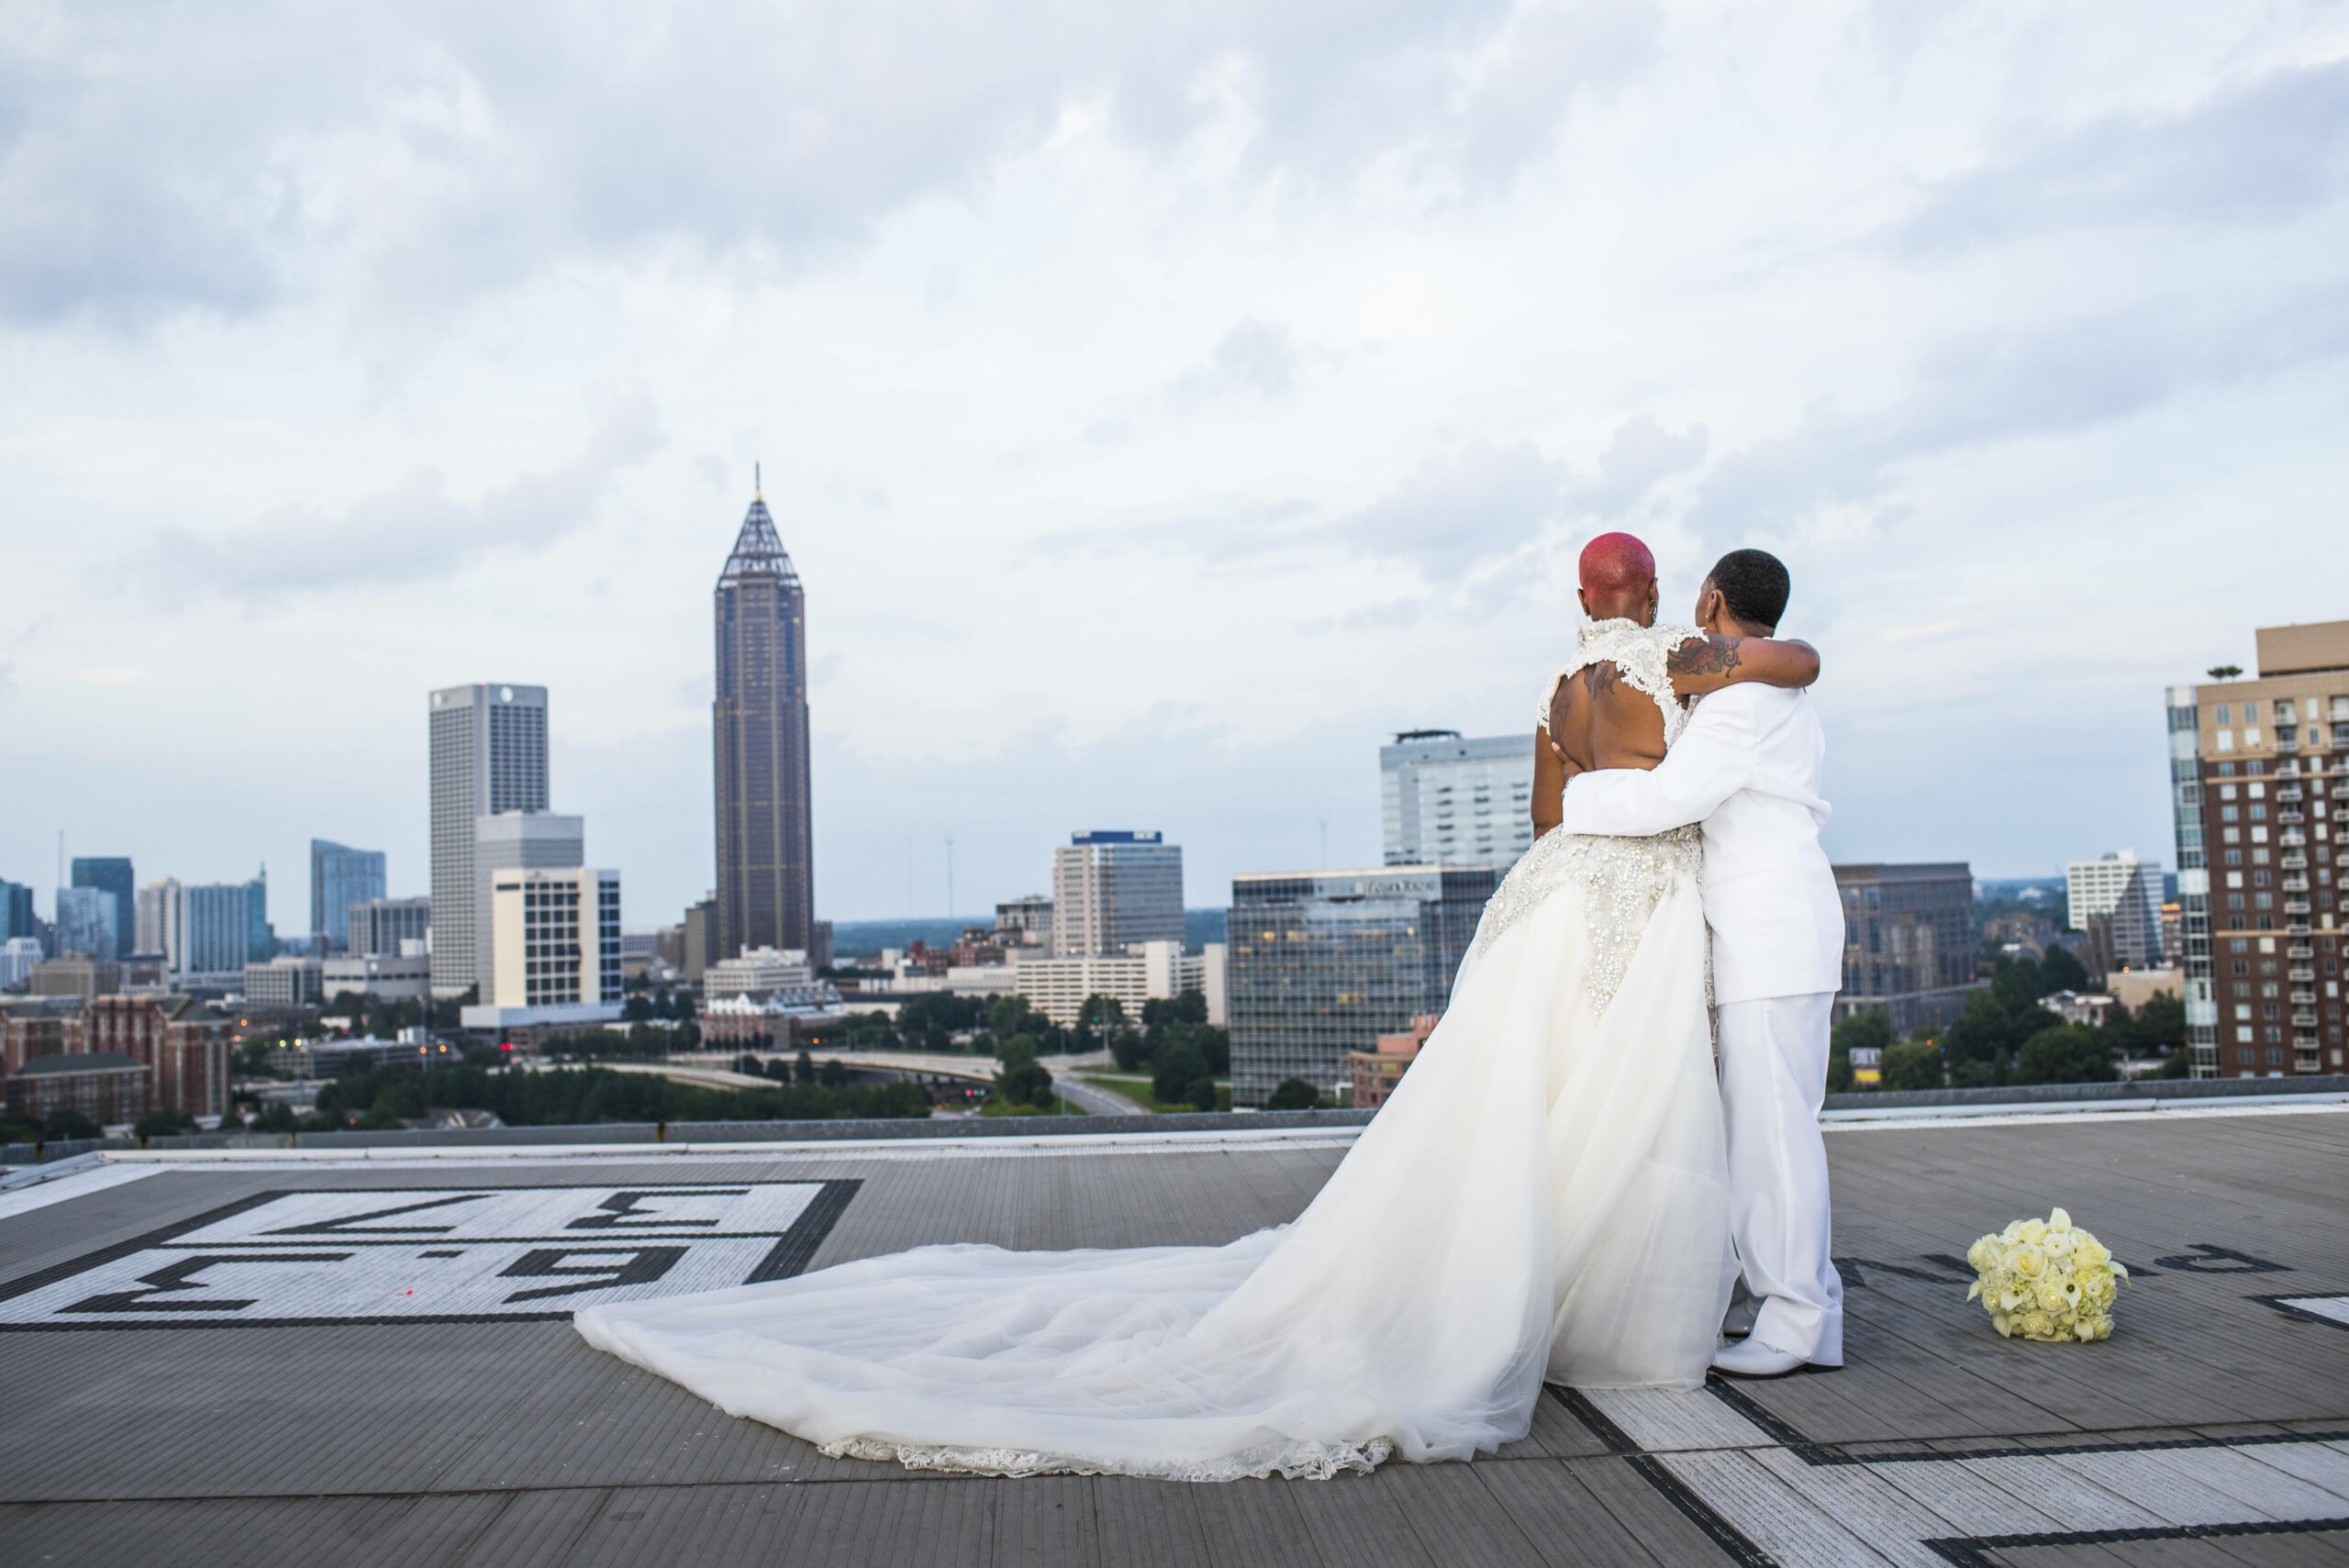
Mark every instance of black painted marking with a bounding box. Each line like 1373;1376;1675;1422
264;1192;492;1235
565;1188;751;1230
1546;1386;1778;1567
63;1252;352;1315
2150;1242;2289;1274
748;1178;862;1283
420;1251;462;1260
498;1245;688;1303
0;1179;864;1330
1924;1516;2349;1568
1709;1374;2349;1467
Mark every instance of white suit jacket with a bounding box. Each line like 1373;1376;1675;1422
1558;683;1844;1006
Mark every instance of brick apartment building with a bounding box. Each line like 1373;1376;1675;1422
2167;619;2349;1076
1;995;230;1121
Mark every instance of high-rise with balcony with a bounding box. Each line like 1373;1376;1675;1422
309;840;387;952
1379;730;1536;869
1052;831;1185;958
2166;619;2349;1078
429;683;549;997
713;482;815;965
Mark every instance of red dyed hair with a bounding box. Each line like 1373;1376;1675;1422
1578;532;1655;595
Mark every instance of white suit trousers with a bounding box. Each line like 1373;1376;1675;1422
1716;993;1842;1364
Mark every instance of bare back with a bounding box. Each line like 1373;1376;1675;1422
1548;662;1671;778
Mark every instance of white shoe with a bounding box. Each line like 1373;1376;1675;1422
1710;1338;1822;1379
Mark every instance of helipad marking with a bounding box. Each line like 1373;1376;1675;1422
0;1180;856;1329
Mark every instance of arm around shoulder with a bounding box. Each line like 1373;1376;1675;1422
1558;696;1761;837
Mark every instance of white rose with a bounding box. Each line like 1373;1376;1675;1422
2021;1310;2055;1340
2009;1243;2048;1281
2044;1231;2077;1260
2018;1218;2050;1245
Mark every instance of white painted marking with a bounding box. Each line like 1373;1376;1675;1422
2276;1296;2349;1328
0;1162;162;1223
0;1182;829;1326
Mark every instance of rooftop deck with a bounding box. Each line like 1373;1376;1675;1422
3;1102;2346;1565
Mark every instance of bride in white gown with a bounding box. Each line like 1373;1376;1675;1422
578;608;1820;1483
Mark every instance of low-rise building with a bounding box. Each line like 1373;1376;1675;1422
29;958;121;1001
700;985;848;1044
2047;990;2120;1029
706;946;817;1000
1008;941;1205;1027
83;995;232;1120
243;955;323;1009
320;954;432;1003
2110;967;2186;1015
4;1052;150;1126
1348;1014;1438;1111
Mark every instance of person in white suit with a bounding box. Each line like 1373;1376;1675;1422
1559;548;1847;1378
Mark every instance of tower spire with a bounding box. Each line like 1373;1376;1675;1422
754;462;762;500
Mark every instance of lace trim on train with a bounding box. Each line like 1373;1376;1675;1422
819;1434;1396;1483
1469;824;1702;1016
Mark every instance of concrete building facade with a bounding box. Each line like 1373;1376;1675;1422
1831;862;1985;1034
472;813;584;1006
2067;850;2165;972
484;867;621;1018
1379;730;1536;870
1006;940;1208;1028
429;682;550;997
347;896;431;961
1052;831;1184;959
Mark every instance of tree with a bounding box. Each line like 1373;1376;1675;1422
43;1108;101;1140
1831;1009;1896;1058
2011;1024;2117;1085
2207;664;2243;680
2038;945;2091;995
1879;1040;1943;1091
794;1049;816;1085
1152;1039;1209;1108
133;1109;194;1140
250;1101;301;1133
1265;1077;1319;1110
1990;962;2043;1012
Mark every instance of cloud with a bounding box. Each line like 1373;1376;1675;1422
1892;61;2349;254
1688;281;2349;539
138;391;664;601
1168;319;1304;407
1328;439;1568;577
1566;414;1709;517
0;1;1669;327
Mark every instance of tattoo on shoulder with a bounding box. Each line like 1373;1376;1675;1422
1582;663;1619;697
1666;636;1742;679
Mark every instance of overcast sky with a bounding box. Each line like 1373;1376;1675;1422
5;0;2346;931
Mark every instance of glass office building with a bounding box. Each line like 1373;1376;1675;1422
69;857;135;957
1227;865;1498;1107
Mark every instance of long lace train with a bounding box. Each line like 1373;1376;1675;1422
576;830;1734;1482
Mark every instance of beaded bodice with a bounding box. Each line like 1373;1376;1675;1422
1537;617;1701;750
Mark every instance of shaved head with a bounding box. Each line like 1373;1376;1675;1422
1578;532;1655;596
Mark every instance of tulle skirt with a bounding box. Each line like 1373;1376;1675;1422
576;845;1735;1481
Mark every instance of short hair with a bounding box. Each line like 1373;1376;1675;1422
1708;548;1790;628
1578;532;1655;595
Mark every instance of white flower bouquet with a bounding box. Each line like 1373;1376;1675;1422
1965;1207;2128;1343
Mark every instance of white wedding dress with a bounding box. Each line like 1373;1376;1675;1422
577;618;1737;1482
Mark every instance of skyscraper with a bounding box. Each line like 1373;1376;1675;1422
54;886;119;961
69;857;135;957
2166;619;2349;1078
1831;862;1983;1033
0;879;35;949
1379;730;1537;869
713;481;814;963
1052;831;1186;958
2065;850;2165;972
309;840;387;952
428;683;550;997
176;874;269;976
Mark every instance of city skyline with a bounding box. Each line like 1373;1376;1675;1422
6;4;2347;923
